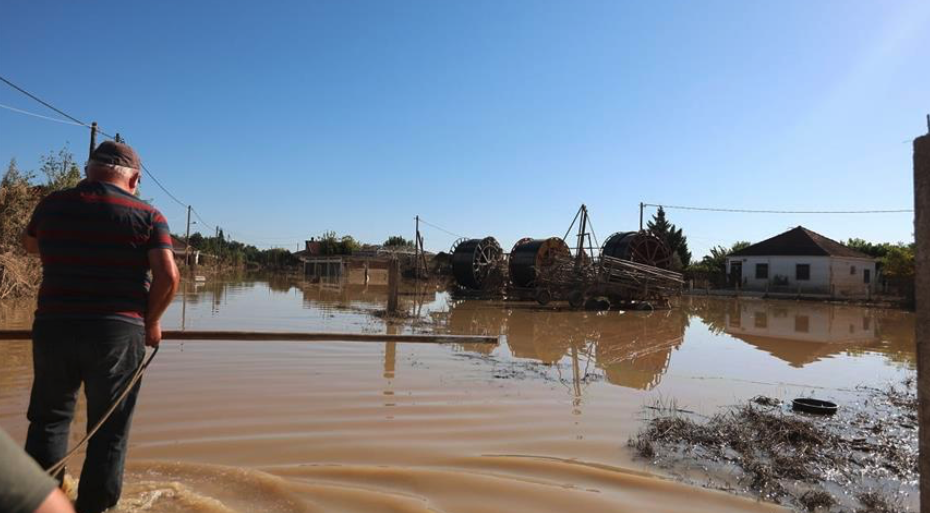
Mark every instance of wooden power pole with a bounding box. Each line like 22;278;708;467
413;215;420;279
185;205;192;266
88;122;97;159
914;125;929;513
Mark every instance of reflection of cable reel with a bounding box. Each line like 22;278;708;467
451;237;503;289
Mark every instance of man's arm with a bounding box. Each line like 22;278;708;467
145;249;180;347
21;230;39;255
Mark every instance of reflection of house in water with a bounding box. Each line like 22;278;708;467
724;300;878;367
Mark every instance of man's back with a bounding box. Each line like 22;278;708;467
28;180;173;324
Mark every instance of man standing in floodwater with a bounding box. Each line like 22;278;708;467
21;141;180;513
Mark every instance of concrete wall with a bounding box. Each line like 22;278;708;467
830;257;876;297
728;255;831;293
726;255;875;297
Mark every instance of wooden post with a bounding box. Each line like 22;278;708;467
913;130;929;513
387;257;400;314
185;205;192;266
88;121;97;159
414;216;420;279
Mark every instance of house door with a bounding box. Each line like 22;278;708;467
730;262;742;288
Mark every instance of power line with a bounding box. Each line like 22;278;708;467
644;203;913;214
190;207;215;232
417;217;466;239
0;102;87;127
0;75;94;128
0;74;196;213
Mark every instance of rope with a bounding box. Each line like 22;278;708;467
45;346;159;477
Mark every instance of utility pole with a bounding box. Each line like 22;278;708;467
185;205;192;266
639;202;645;232
88;122;97;159
415;215;420;279
915;123;930;513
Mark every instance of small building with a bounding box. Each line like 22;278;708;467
726;226;876;298
171;236;205;266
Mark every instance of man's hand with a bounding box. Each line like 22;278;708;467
145;320;162;347
145;248;179;348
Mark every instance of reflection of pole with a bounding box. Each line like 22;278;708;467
913;129;929;513
415;216;420;279
181;281;188;331
387;258;400;314
384;342;396;379
571;343;582;408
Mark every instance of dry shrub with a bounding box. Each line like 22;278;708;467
0;252;41;299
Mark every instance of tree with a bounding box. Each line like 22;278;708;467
647;207;691;268
689;241;750;275
882;244;915;278
40;147;82;193
0;159;38;252
383;235;413;248
845;238;893;259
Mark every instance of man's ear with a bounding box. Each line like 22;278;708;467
129;171;141;192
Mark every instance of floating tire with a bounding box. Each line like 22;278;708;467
792;398;838;415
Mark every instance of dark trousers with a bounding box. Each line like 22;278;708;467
25;319;145;513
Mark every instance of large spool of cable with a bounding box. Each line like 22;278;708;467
600;231;672;269
450;237;503;289
508;237;571;288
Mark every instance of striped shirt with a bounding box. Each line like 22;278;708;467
26;180;173;325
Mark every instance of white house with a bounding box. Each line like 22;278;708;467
725;226;876;298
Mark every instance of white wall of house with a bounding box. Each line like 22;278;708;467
829;257;877;297
725;255;876;297
727;255;831;293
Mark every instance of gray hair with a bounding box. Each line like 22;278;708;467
86;160;139;179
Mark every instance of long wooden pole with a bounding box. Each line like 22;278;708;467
0;330;498;344
914;130;929;513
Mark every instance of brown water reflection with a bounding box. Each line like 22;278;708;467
0;277;916;513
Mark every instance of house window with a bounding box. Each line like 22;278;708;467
863;316;870;330
755;263;769;280
850;265;856;275
795;315;810;333
796;264;810;281
754;312;768;328
863;269;871;284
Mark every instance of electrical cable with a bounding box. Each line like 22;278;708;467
0;102;87;127
417;217;466;239
643;203;912;214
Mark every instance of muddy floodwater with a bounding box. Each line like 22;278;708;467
0;276;916;513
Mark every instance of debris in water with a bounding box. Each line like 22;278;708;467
629;378;918;512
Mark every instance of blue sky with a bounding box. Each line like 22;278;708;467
1;0;927;258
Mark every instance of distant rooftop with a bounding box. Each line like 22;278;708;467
729;226;873;259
